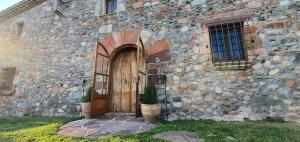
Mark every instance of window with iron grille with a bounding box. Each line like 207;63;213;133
0;67;16;95
106;0;117;14
208;21;248;70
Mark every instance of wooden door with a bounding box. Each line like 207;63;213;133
91;42;110;117
110;48;137;112
135;40;147;116
137;42;146;96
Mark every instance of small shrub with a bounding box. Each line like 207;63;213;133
81;87;92;102
143;81;157;104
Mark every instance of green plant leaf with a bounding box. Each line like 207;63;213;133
143;81;157;104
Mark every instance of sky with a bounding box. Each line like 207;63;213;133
0;0;22;11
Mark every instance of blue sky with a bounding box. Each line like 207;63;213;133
0;0;22;11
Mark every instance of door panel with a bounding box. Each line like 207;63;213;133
91;42;109;117
135;40;146;117
138;50;146;95
110;49;137;112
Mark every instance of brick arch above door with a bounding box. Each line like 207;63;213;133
97;29;171;58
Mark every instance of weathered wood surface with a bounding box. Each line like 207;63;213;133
91;43;109;117
138;51;146;95
110;49;137;112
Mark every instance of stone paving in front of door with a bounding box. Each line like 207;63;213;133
57;115;155;138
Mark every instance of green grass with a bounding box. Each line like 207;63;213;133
0;117;300;142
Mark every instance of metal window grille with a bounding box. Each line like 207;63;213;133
0;67;16;94
208;19;249;70
53;0;72;16
106;0;117;14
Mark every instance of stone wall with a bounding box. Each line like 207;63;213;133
0;0;98;116
0;0;299;122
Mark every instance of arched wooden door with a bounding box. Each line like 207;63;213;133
110;48;137;112
91;40;146;117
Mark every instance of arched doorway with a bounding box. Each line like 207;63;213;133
90;29;170;118
91;43;146;117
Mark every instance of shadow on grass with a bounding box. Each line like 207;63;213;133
0;116;81;132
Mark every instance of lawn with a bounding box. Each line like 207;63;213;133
0;116;300;142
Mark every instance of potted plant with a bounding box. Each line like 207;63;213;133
141;81;161;123
81;86;92;118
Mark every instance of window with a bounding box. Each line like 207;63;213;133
53;0;63;16
95;0;118;16
209;21;247;69
106;0;117;14
209;22;246;62
53;0;71;16
16;22;24;40
0;67;16;95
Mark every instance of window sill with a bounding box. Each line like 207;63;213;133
99;12;118;19
0;92;14;96
213;60;250;70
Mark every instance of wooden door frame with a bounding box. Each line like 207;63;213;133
91;41;110;117
91;39;146;117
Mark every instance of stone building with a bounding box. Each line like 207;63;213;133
0;0;299;122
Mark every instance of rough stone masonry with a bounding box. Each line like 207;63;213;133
0;0;299;122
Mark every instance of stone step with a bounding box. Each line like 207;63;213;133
104;112;136;117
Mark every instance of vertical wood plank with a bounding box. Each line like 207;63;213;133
131;50;137;112
91;42;98;116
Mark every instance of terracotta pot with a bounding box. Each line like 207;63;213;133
81;102;91;119
141;104;161;123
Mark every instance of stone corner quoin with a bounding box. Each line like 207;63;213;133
0;0;299;123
